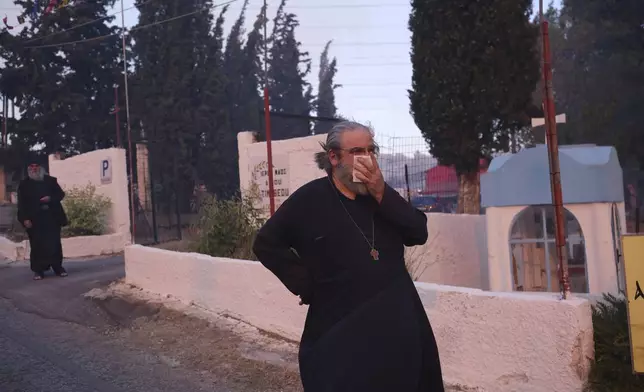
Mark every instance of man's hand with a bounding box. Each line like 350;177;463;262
23;220;32;229
353;155;385;203
40;196;50;203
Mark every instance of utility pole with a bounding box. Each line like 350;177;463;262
121;0;136;243
539;0;571;299
262;0;276;216
110;85;121;147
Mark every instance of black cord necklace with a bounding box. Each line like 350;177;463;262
327;176;379;261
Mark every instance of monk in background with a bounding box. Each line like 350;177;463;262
17;162;68;280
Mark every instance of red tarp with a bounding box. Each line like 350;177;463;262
423;159;488;196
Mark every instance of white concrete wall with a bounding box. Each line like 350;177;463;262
486;206;525;292
125;245;594;392
49;148;131;240
486;203;625;295
237;132;326;207
412;213;488;289
0;233;127;261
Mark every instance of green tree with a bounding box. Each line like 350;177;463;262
0;0;123;155
199;7;239;198
409;0;540;213
267;0;314;140
554;0;644;169
313;40;340;134
238;4;266;134
131;0;232;204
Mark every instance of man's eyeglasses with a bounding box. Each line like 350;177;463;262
337;146;379;156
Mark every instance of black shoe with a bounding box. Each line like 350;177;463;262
33;273;44;280
54;267;68;277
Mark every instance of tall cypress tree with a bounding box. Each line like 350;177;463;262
198;7;236;197
313;40;339;134
224;0;248;135
409;0;539;213
132;0;224;205
267;0;314;140
238;4;266;135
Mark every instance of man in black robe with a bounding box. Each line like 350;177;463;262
17;163;68;280
253;121;445;391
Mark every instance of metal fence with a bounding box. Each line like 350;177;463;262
378;135;459;213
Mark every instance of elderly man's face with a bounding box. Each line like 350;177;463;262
330;130;377;195
27;164;44;181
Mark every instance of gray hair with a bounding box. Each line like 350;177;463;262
314;120;376;172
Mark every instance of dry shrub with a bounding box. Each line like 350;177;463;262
62;184;111;237
405;231;452;281
193;184;265;260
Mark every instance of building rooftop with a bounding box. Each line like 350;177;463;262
482;144;624;207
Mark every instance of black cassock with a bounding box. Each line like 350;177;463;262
253;176;445;392
17;175;68;274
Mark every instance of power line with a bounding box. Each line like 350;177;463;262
309;42;407;47
334;82;408;87
311;62;408;67
23;0;158;44
26;0;239;49
1;3;409;12
296;25;404;30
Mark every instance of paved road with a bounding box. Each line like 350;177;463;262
0;256;230;392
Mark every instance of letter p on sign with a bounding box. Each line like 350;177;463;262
101;158;112;184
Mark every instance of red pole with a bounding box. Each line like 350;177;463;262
2;95;7;147
114;86;121;147
261;0;275;216
263;87;276;216
540;2;571;299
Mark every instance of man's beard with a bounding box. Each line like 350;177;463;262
28;168;45;181
335;163;369;195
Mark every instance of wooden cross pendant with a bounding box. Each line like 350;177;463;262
370;248;380;261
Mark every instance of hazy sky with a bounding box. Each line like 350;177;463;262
1;0;560;148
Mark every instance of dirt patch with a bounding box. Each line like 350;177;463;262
86;283;302;392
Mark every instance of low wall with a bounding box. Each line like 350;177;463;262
0;233;127;261
49;148;131;241
125;245;593;392
413;213;488;289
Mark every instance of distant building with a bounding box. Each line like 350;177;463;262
422;158;489;197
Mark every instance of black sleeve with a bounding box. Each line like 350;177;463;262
376;184;428;246
16;181;29;225
252;193;314;304
49;177;65;202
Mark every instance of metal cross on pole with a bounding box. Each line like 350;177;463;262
539;0;571;299
531;113;566;145
531;113;566;128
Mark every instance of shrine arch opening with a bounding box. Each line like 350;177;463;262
509;206;588;293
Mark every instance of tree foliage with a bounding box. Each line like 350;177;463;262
267;0;314;140
0;0;123;156
313;40;339;134
409;0;539;213
586;293;644;391
0;0;337;210
537;0;644;169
